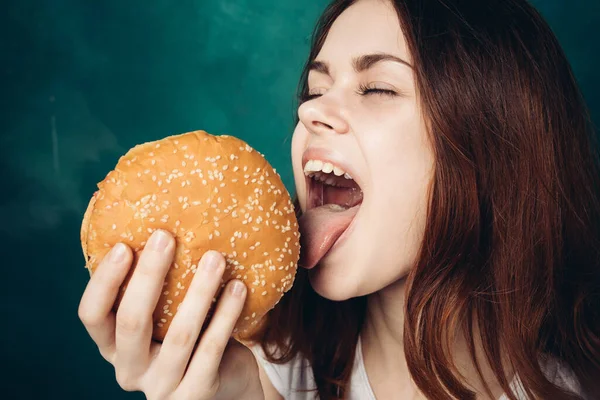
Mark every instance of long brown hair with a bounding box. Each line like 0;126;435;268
247;1;600;399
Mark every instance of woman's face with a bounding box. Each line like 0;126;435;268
291;0;435;300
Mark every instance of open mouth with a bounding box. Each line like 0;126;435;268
299;159;364;269
306;170;364;210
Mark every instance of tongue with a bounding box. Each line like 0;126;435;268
298;204;359;269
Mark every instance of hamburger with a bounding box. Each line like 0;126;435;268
80;130;300;341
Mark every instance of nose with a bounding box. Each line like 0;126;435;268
298;95;350;136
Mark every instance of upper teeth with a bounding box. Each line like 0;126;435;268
304;159;353;180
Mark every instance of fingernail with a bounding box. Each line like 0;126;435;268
230;280;246;297
110;243;127;262
201;251;221;272
147;230;170;251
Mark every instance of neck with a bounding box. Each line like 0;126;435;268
360;277;511;399
361;277;422;398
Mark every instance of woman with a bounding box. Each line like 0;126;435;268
78;0;600;398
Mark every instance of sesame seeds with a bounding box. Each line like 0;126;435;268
87;131;300;340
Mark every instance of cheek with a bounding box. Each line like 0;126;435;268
361;114;434;263
369;134;434;215
363;107;433;185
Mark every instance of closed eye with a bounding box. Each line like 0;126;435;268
304;93;322;102
303;84;398;102
357;83;398;97
358;87;397;97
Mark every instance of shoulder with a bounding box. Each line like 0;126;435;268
509;354;589;399
250;341;317;399
539;355;588;397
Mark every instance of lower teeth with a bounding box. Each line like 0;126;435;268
326;204;349;211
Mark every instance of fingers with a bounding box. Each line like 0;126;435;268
147;251;226;394
78;243;133;363
177;279;247;396
114;230;175;378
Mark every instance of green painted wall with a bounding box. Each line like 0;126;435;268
0;0;598;398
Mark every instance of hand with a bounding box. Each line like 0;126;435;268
78;230;264;400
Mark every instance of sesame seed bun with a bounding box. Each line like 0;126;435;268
80;130;299;342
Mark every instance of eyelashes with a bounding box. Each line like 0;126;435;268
303;84;399;102
303;93;322;102
356;83;398;98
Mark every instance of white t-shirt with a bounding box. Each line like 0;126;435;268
251;337;588;399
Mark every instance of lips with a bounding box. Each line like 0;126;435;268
298;148;364;269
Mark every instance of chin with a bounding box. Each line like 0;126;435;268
307;237;414;302
306;237;368;301
308;264;360;301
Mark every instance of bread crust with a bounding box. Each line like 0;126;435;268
80;130;299;341
81;190;98;276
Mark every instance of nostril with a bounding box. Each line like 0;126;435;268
312;120;334;130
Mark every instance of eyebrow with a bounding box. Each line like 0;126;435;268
308;53;413;76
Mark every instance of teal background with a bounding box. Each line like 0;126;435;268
0;0;598;399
